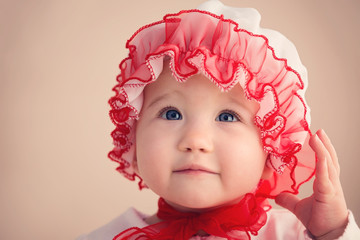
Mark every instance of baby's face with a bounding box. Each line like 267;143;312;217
135;65;270;212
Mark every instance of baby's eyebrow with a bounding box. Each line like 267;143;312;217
227;95;258;115
146;91;181;109
228;95;247;108
146;94;169;109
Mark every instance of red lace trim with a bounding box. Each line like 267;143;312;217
113;193;267;240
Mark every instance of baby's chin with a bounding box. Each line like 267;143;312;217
164;195;244;213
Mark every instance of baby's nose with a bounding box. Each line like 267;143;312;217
177;123;214;153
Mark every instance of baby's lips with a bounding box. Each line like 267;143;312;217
173;163;217;174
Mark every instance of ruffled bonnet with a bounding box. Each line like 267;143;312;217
108;0;316;198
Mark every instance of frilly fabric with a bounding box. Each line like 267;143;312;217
113;194;267;240
109;0;316;198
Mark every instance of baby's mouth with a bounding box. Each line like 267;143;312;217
173;164;217;174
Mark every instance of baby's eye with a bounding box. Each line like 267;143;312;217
160;108;182;120
216;111;240;122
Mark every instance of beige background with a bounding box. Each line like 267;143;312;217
1;0;359;239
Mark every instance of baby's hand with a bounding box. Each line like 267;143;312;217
275;129;348;240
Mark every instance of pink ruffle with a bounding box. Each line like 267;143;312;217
109;10;315;197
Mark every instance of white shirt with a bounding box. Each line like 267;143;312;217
77;208;360;240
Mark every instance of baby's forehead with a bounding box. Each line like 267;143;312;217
142;65;259;113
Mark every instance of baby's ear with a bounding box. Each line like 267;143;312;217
261;164;273;179
261;156;273;180
132;152;140;175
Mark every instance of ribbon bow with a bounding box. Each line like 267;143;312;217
113;193;267;240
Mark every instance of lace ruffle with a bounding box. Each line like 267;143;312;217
109;9;315;197
113;193;267;240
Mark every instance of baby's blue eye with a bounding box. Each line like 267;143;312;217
161;109;182;120
216;112;239;122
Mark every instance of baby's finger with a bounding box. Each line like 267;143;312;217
275;192;300;214
310;133;338;184
312;136;332;193
310;134;337;198
317;129;340;175
316;134;339;186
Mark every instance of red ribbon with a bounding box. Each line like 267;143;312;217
113;193;267;240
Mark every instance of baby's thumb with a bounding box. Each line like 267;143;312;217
275;193;300;214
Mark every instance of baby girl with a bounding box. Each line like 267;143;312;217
77;0;360;239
